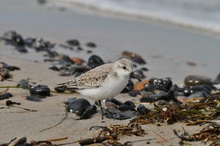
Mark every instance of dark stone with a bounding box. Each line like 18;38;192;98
137;104;150;115
80;105;97;119
184;85;214;97
87;55;104;69
16;47;28;53
140;67;149;71
66;39;80;46
131;56;146;65
26;95;45;102
149;78;172;92
49;66;60;71
124;100;136;109
61;55;74;64
67;98;91;116
140;97;156;102
128;90;139;97
142;84;156;92
3;31;25;47
140;93;168;102
0;62;20;71
86;50;93;54
105;98;123;106
104;108;138;120
121;80;134;93
119;104;135;111
86;42;96;48
132;70;145;79
0;92;13;100
29;85;50;96
25;37;36;47
54;86;66;92
184;75;212;86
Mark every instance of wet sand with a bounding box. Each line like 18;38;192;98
0;0;220;145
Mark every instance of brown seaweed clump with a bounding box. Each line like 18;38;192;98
79;122;146;145
131;93;220;126
174;123;220;145
128;93;220;144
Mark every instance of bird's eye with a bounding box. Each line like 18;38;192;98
123;66;126;70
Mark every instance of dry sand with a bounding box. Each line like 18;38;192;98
0;0;220;145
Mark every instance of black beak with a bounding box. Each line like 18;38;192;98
130;72;142;82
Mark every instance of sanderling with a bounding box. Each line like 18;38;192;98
57;58;140;102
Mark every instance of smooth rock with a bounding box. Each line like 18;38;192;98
184;75;212;86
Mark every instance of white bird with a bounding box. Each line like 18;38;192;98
57;58;140;101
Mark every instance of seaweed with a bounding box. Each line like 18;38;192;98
78;122;146;145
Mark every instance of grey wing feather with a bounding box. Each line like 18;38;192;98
57;64;112;89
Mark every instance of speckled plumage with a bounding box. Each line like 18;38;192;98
58;58;134;100
65;63;112;89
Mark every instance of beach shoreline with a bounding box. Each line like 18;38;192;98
48;0;220;36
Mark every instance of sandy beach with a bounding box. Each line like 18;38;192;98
1;0;220;145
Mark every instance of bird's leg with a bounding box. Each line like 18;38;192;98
95;100;111;119
95;100;105;119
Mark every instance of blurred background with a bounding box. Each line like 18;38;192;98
45;0;220;34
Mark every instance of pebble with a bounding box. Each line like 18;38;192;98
80;105;97;119
149;78;172;92
0;92;13;100
140;67;149;71
3;31;25;47
119;104;135;111
122;50;146;64
184;75;212;86
54;86;66;92
66;98;96;118
134;80;149;91
0;62;20;71
121;80;134;93
124;100;136;109
184;85;214;97
26;95;45;102
86;50;93;54
87;55;104;69
66;39;80;46
29;85;50;96
140;91;153;98
105;98;123;106
71;57;85;65
132;70;146;79
49;66;60;71
105;101;118;109
104;108;138;120
140;93;168;103
86;42;96;48
137;104;150;115
128;90;139;97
